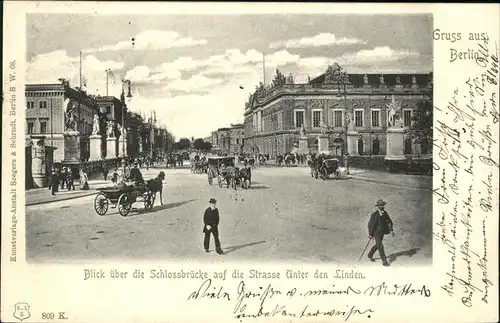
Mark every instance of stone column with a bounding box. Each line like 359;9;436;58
347;131;359;156
31;139;46;188
385;127;406;161
317;135;331;155
107;137;117;159
89;134;102;161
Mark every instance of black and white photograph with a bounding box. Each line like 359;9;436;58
3;2;500;323
24;13;434;265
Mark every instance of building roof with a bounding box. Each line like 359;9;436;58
309;72;432;87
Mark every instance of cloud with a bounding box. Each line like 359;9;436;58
165;75;224;92
26;50;125;93
86;30;207;52
125;66;151;82
270;33;366;49
338;46;420;64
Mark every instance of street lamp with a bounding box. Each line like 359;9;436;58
121;79;132;158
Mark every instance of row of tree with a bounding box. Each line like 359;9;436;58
171;137;213;151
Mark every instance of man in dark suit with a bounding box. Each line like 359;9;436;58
203;198;223;254
129;163;144;185
367;199;395;266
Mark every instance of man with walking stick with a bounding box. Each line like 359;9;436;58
365;199;395;267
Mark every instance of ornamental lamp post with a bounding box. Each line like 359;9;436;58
121;79;132;158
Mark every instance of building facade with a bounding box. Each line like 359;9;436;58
25;82;98;163
229;123;245;154
243;68;432;157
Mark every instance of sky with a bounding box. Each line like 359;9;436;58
27;14;432;139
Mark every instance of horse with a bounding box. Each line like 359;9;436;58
219;165;240;189
146;171;166;206
239;166;252;189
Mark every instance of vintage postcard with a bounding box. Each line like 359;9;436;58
2;2;499;322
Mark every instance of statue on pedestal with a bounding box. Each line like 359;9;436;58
92;114;100;135
379;74;385;85
106;120;115;137
386;95;402;127
320;120;328;136
396;75;402;85
347;112;354;131
299;125;306;137
64;100;78;132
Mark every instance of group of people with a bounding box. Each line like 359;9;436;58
48;166;78;195
201;197;395;266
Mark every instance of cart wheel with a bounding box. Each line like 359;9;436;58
144;191;156;210
94;193;109;216
117;193;132;217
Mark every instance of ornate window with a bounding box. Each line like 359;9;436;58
40;121;47;134
26;101;34;109
27;121;34;134
354;110;364;127
403;109;413;127
333;110;343;127
294;110;304;128
39;100;47;109
371;109;381;127
312;110;322;128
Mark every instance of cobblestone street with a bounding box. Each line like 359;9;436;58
26;166;432;266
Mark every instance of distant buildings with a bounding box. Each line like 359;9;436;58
209;123;244;155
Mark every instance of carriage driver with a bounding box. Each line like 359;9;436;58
129;162;145;188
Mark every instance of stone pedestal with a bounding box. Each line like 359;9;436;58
347;131;359;156
298;136;309;154
106;137;117;159
317;135;331;155
385;127;406;161
31;138;46;188
89;134;102;161
63;131;80;162
118;137;126;157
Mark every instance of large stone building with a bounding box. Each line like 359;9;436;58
25;82;98;163
243;68;432;157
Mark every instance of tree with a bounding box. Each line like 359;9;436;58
193;138;205;150
410;74;433;154
202;141;213;151
177;138;191;150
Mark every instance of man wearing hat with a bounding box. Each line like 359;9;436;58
203;198;223;254
367;199;395;266
129;162;144;186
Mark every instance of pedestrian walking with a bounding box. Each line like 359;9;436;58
80;169;90;190
102;163;109;181
367;199;395;266
66;168;75;191
60;166;67;189
49;167;59;195
203;198;223;254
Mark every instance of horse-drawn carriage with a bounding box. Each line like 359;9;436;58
207;156;235;187
94;172;165;216
311;157;341;180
